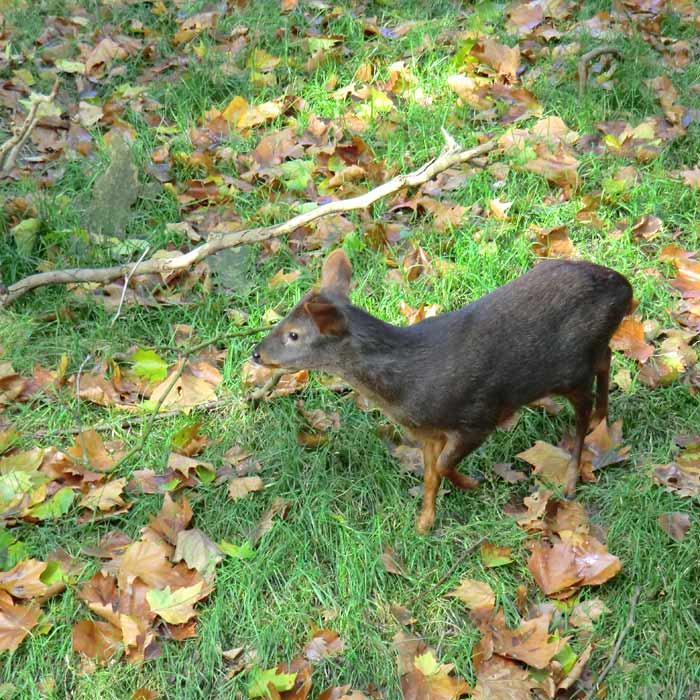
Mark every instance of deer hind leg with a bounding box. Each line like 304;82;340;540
417;437;445;535
563;383;594;496
592;347;611;425
437;431;484;490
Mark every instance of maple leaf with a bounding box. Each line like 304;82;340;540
79;478;127;512
473;609;564;669
448;579;495;610
0;559;48;599
146;582;204;624
303;629;345;662
131;348;168;383
658;512;691;542
148;494;194;545
680;166;700;189
228;476;265;501
530;225;576;259
569;598;611;628
150;368;218;413
171;422;208;457
472;38;520;81
248;667;298;698
173;529;222;579
72;618;123;662
611;318;655;363
516;441;571;487
670;258;700;299
0;593;41;652
66;429;116;471
400;649;471;700
117;540;177;590
84;37;128;77
471;655;539;700
480;543;513;568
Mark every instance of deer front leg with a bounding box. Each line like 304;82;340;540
417;437;445;535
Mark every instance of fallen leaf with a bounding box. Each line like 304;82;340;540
248;667;297;698
382;546;408;576
269;269;301;288
631;215;663;241
471;654;539;700
658;512;690;542
150;369;217;413
249;497;290;546
173;529;222;579
569;598;611;628
304;629;345;662
0;594;41;651
611;318;654;363
448;579;495;610
228;476;265;501
527;534;621;598
131;348;168;383
480;543;513;568
146;581;204;624
72;618;122;662
489;199;513;220
680;167;700;189
531;225;576;259
473;608;563;669
67;430;115;471
516;441;571;487
400;648;471;700
492;463;527;484
0;560;48;599
79;478;127;512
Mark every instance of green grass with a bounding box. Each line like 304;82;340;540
2;0;700;698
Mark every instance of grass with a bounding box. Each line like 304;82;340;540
2;0;700;698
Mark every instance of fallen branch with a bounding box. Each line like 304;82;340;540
582;585;642;700
1;132;498;307
0;79;60;176
436;536;487;588
578;46;623;100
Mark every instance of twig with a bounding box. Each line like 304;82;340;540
1;133;498;306
578;46;623;100
582;585;642;700
248;369;287;403
110;245;150;327
0;79;60;175
436;537;487;588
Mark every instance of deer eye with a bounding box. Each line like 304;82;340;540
288;331;299;341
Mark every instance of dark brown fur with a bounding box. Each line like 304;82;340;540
252;250;632;533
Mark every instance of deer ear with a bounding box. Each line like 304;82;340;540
304;300;347;336
320;249;352;296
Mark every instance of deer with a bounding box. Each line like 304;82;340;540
252;249;632;533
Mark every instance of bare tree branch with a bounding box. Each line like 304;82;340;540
578;46;622;100
1;133;498;307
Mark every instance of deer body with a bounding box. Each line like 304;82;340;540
253;251;632;533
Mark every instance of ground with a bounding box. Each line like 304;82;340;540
1;0;700;699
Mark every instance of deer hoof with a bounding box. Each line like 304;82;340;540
416;510;435;535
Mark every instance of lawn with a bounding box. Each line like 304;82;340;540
1;0;700;699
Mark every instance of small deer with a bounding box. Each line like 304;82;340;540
252;250;632;533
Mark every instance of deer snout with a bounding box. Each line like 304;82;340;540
251;345;262;364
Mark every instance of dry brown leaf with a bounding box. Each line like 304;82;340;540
304;629;345;662
472;38;520;80
241;362;309;397
631;214;663;241
489;199;513;220
670;258;700;299
447;579;495;610
516;441;571;487
67;430;115;470
249;497;290;546
80;478;127;512
72;618;123;662
0;560;48;599
569;598;611;628
680;167;700;189
531;225;576;259
0;593;41;651
228;476;265;500
269;269;301;288
400;649;471;700
150;369;217;413
527;533;621;598
658;512;691;541
473;609;563;669
471;654;539;700
492;463;527;484
398;302;441;325
382;546;408;577
611;318;654;363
